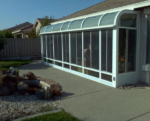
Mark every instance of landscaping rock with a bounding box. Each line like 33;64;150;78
17;82;29;95
37;77;62;96
25;72;36;80
2;74;19;84
0;86;9;96
20;79;41;88
5;83;16;94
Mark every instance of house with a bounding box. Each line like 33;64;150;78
7;22;33;38
33;18;43;36
7;18;43;38
40;0;150;88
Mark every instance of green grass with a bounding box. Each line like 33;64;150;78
22;111;80;121
0;60;31;70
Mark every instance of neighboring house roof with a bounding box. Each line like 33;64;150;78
7;22;32;32
12;25;33;34
59;0;148;21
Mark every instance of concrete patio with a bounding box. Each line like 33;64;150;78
18;60;150;121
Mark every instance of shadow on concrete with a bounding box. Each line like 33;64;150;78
18;62;51;70
61;91;75;98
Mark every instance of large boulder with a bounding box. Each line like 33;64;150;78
17;82;29;95
25;72;36;80
5;83;16;94
37;77;62;96
0;86;9;96
2;74;19;85
20;79;41;88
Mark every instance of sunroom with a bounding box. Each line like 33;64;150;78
40;10;139;88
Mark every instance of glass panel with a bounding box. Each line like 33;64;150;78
101;73;112;82
100;12;118;26
63;33;69;62
55;62;62;66
43;35;47;58
69;19;84;29
71;66;82;73
61;22;71;30
84;69;99;78
77;33;82;66
48;59;54;64
47;35;51;58
71;33;76;64
40;26;47;33
118;29;126;73
82;15;102;28
58;34;62;60
91;31;99;69
52;23;63;31
64;64;70;69
45;25;54;32
147;15;150;63
120;14;137;27
128;30;136;72
54;34;58;60
101;31;106;71
84;32;91;67
107;30;112;72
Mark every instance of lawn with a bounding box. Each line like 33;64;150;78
22;111;80;121
0;60;31;70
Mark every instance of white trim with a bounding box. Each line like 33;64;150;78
81;18;87;28
40;25;115;35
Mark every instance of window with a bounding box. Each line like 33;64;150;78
147;15;150;63
118;29;136;73
84;31;99;69
47;35;53;59
43;35;47;58
70;32;82;65
101;30;112;73
63;33;69;62
119;14;137;27
54;34;62;60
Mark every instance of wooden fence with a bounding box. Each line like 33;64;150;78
0;38;41;58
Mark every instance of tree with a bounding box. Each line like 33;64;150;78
27;29;37;38
0;30;14;38
0;33;7;51
41;16;55;28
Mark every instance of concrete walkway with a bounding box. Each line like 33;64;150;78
19;60;150;121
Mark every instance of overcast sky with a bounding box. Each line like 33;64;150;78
0;0;104;30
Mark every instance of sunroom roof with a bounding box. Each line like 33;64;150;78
40;10;137;34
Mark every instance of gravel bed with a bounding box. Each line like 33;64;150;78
0;92;63;121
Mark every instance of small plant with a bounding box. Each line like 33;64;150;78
35;89;53;99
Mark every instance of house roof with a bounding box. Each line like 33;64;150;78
7;22;32;32
59;0;148;21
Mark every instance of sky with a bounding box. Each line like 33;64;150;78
0;0;104;30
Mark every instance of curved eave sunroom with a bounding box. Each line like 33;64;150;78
40;10;139;88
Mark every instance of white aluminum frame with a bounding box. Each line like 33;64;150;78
40;10;139;88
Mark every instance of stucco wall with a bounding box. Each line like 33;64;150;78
35;21;41;35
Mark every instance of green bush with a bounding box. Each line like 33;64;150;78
0;34;7;51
